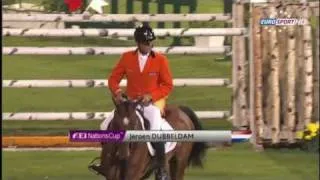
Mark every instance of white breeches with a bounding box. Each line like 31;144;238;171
100;104;163;130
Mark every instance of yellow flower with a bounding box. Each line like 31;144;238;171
296;122;319;140
307;122;319;132
310;132;317;138
305;135;312;140
296;131;304;139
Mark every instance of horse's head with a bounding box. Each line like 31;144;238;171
100;96;145;180
110;96;143;164
111;96;142;131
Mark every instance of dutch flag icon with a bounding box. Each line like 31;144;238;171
232;130;252;143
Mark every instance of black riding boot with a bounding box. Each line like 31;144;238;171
152;142;170;180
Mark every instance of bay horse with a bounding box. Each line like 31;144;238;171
89;97;208;180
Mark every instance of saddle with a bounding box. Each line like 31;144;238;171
134;106;176;156
135;107;168;131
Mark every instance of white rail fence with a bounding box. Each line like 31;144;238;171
3;79;230;88
3;78;231;120
2;13;231;22
3;46;231;55
2;28;247;37
3;13;235;121
2;111;230;120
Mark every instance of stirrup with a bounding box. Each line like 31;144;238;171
89;157;100;166
88;157;101;175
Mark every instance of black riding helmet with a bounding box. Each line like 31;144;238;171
134;24;156;43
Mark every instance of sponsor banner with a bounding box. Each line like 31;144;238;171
69;130;125;142
69;130;232;143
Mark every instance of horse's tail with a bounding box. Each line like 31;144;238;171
179;105;208;168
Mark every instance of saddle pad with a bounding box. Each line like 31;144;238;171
135;111;177;156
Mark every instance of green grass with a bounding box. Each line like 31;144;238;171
2;54;230;79
3;36;194;47
2;87;231;112
2;144;319;180
3;37;136;47
2;86;231;135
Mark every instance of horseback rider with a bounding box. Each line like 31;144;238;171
91;24;173;179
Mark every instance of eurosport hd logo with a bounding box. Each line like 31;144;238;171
260;18;305;26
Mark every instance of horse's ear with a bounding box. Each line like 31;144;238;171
112;96;119;108
132;99;142;109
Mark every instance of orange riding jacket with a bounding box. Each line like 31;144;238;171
108;49;173;102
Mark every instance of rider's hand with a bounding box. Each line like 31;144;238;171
141;94;152;106
114;90;125;104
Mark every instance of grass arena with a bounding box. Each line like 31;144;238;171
2;0;319;180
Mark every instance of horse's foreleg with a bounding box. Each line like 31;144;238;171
164;159;171;180
169;156;177;180
107;165;120;180
98;143;114;177
126;159;149;180
126;144;150;180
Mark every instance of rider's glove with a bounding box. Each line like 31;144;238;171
141;94;152;106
